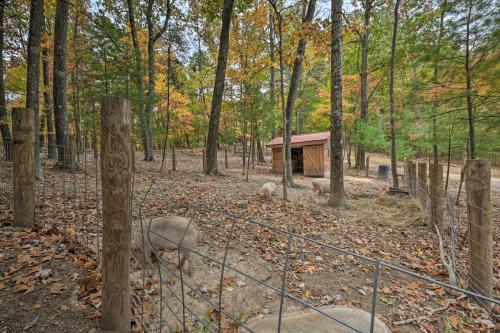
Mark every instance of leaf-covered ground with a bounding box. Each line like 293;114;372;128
0;149;498;332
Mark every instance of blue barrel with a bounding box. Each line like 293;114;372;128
378;165;390;179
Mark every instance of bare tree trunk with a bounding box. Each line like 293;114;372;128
146;0;172;163
356;0;373;170
389;0;401;188
42;17;56;159
328;0;345;208
71;10;83;157
464;0;475;159
205;0;234;175
445;123;453;194
126;0;151;161
26;0;43;179
432;0;447;165
53;0;73;169
0;0;11;161
92;101;97;160
282;0;317;187
160;44;172;173
269;10;276;139
273;10;287;200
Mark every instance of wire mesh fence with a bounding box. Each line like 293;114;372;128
2;144;499;332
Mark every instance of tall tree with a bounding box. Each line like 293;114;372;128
71;7;83;155
145;0;172;162
0;0;11;161
204;0;235;175
26;0;43;179
355;0;374;170
268;10;276;139
53;0;72;169
282;0;317;187
389;0;401;188
432;0;447;164
329;0;345;208
127;0;152;161
42;18;56;159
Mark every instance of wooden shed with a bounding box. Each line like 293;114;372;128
266;132;330;177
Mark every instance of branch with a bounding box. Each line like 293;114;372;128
434;224;457;286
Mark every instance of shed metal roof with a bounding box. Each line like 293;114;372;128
266;132;330;147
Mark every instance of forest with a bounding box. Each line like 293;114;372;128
0;0;499;332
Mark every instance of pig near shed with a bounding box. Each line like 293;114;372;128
261;182;276;198
312;178;330;195
141;216;198;276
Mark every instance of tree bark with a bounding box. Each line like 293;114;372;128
126;0;152;161
53;0;73;169
355;0;373;170
282;0;317;187
328;0;345;208
26;0;43;179
432;0;447;165
388;0;401;188
71;10;83;156
146;0;172;163
160;44;172;173
0;0;11;161
204;0;234;175
464;0;475;159
42;18;56;159
269;10;276;139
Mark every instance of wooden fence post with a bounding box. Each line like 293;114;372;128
429;163;443;229
465;159;492;309
172;143;176;171
418;162;428;195
100;97;132;332
12;108;35;228
225;145;229;169
365;156;370;177
409;161;417;195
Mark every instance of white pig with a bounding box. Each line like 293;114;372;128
312;178;328;190
261;182;276;198
141;216;198;276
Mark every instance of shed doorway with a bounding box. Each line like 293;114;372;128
291;148;304;173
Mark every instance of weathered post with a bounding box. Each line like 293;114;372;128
12;108;35;228
365;156;370;177
418;162;427;197
171;143;176;171
202;148;205;172
429;163;443;229
225;145;229;169
100;97;132;332
409;161;417;195
465;159;492;309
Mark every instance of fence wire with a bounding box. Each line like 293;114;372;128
1;145;499;332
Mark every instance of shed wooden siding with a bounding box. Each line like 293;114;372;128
266;132;331;177
303;144;324;176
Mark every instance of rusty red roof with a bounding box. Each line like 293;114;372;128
266;132;330;147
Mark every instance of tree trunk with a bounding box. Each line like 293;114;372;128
53;0;73;169
465;1;475;159
26;0;43;179
356;0;373;170
71;10;83;159
257;139;265;163
205;0;234;175
269;10;276;139
126;0;152;161
43;18;56;160
92;101;97;160
388;0;401;189
0;0;11;161
432;0;447;165
328;0;345;208
282;0;317;187
160;44;172;173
